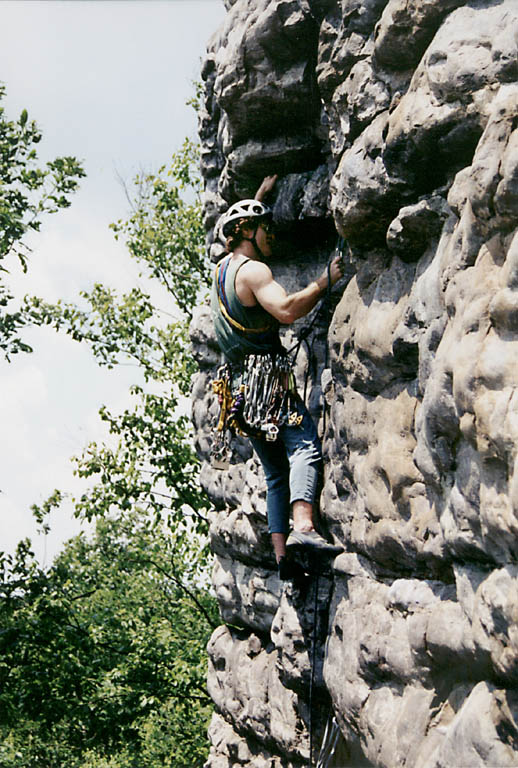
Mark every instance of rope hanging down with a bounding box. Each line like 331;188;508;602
316;715;342;768
308;570;320;768
288;236;351;414
302;238;351;767
288;237;350;364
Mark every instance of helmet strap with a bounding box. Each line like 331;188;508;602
241;223;265;260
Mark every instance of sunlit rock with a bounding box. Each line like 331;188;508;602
193;1;518;765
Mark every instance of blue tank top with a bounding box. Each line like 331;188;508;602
211;256;282;366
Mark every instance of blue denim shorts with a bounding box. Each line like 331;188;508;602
249;399;322;534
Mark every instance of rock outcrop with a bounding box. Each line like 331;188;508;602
191;1;518;765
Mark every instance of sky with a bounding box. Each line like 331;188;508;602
0;0;225;566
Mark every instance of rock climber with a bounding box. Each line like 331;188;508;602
211;174;343;579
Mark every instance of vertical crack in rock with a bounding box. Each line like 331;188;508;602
191;1;518;765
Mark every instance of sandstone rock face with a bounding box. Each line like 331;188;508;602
192;1;518;765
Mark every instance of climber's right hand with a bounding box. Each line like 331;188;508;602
324;255;344;288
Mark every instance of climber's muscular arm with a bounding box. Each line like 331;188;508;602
237;258;343;325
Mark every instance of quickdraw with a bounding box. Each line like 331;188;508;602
212;367;233;432
243;353;301;432
210;364;234;470
210;353;302;469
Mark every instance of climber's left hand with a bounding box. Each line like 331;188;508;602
255;174;278;202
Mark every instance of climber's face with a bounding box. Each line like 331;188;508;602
255;219;276;260
240;218;276;261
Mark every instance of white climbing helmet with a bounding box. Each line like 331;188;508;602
218;199;272;242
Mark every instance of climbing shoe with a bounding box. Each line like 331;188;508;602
278;556;306;581
285;530;343;556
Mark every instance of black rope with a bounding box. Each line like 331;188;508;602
287;298;325;360
289;236;348;363
287;255;335;361
322;260;333;437
309;569;320;768
303;336;312;404
306;244;348;766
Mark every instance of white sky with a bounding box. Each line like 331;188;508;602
0;0;225;566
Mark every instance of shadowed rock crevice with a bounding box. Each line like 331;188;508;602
192;1;518;765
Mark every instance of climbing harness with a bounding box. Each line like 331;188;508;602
210;352;302;467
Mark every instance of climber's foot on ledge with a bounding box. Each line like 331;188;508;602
285;530;343;556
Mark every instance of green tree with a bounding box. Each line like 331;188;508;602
24;141;209;532
1;129;218;765
24;137;211;530
0;509;218;768
110;138;209;319
0;83;85;358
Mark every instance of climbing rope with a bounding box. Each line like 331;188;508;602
288;238;347;366
288;236;351;438
305;239;351;767
308;569;320;768
316;714;341;768
321;259;333;438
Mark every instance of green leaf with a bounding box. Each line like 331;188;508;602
1;85;215;767
0;84;85;359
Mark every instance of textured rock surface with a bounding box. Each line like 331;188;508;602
193;1;518;765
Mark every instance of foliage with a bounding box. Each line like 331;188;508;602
0;82;85;359
26;285;196;387
110;138;209;319
23;135;212;533
24;139;208;373
73;394;207;530
2;89;218;765
0;510;218;768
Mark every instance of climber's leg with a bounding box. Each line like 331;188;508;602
282;400;343;555
292;500;314;532
281;399;322;524
250;400;341;563
271;533;287;561
249;435;290;563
